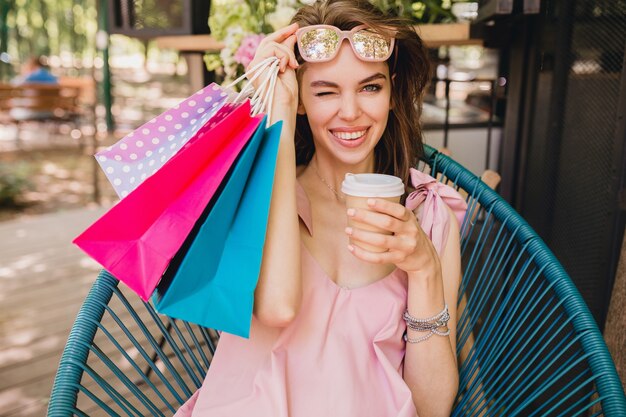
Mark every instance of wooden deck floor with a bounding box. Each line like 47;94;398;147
0;206;109;417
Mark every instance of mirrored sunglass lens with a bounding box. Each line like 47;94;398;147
352;31;391;60
300;29;340;60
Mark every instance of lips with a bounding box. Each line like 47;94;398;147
329;127;369;149
330;127;368;141
332;130;366;140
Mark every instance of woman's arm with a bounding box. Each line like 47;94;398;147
253;111;302;327
251;24;303;327
402;208;460;416
345;202;460;416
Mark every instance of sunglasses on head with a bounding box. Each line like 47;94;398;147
295;24;395;63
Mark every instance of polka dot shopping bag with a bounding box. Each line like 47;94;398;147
96;83;230;198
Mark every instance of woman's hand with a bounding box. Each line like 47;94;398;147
247;23;300;111
345;198;441;275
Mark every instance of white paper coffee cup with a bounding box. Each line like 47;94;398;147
341;173;405;252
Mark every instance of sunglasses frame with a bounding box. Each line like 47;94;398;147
295;24;395;63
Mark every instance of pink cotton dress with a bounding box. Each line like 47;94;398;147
175;168;467;417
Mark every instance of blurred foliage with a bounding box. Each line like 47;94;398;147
0;0;471;83
206;0;468;83
0;162;33;207
371;0;458;23
0;0;98;81
130;0;185;30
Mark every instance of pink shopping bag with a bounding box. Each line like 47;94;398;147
74;101;263;301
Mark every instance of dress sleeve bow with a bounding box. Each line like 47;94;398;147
404;168;468;254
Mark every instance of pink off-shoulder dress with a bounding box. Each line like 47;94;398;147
174;168;467;417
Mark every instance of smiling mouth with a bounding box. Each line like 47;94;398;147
330;129;368;140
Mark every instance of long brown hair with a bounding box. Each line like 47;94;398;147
290;0;431;185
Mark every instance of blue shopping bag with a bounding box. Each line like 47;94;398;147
154;119;282;338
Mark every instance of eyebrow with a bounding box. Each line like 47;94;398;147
310;72;387;88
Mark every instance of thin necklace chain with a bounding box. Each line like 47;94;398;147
312;161;344;202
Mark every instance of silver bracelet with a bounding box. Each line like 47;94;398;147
404;331;435;344
403;305;449;329
403;327;451;344
403;304;450;344
403;304;449;323
406;318;449;332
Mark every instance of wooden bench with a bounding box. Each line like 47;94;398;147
0;82;83;146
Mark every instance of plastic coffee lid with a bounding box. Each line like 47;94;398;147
341;173;405;197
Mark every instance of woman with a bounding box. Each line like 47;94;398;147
177;0;466;415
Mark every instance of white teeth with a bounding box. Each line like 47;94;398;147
332;130;366;140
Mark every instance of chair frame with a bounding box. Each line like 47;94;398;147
48;145;626;416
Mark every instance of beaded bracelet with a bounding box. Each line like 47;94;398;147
403;304;451;344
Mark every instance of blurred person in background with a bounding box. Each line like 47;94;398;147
12;55;58;85
10;55;58;120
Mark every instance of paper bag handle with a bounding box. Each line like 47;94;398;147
224;57;280;125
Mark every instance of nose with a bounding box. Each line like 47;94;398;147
337;93;361;121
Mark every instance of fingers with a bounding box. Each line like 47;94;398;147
249;35;299;75
261;22;299;45
282;34;299;69
344;200;439;273
345;225;425;271
347;241;399;265
347;207;406;234
269;39;298;72
345;226;415;253
366;198;410;221
256;23;299;72
345;202;420;265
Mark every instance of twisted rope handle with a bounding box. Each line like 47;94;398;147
224;57;280;125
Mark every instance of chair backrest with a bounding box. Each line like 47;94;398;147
47;146;626;416
420;147;626;416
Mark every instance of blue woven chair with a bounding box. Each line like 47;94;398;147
48;146;626;416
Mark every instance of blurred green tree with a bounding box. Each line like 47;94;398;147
0;0;97;81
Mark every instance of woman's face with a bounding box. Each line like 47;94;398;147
298;42;392;168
